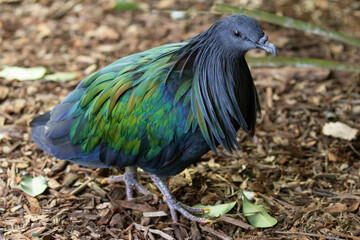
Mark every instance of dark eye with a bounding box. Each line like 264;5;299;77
233;30;242;37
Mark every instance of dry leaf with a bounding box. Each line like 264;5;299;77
324;203;347;213
322;122;358;141
25;194;42;214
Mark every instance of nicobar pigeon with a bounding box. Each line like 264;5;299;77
31;14;277;223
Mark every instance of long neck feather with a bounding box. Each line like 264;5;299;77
161;28;259;152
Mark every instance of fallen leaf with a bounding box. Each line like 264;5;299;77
20;175;48;197
25;194;42;214
170;11;186;20
113;1;139;11
242;190;255;201
242;193;277;228
193;201;236;218
322;122;358;141
0;65;46;81
324;203;347;214
327;152;337;162
44;72;77;82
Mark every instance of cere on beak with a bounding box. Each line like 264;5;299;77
256;34;277;56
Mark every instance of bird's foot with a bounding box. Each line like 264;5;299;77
103;166;158;201
150;174;211;223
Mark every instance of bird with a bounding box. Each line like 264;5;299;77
31;14;276;223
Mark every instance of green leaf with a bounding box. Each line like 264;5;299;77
193;201;236;219
113;1;139;11
0;65;46;81
44;72;77;82
20;175;48;197
246;56;360;73
242;193;277;228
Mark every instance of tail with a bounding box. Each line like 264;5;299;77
30;110;106;168
30;112;53;154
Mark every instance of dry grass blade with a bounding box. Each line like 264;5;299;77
200;226;232;240
69;178;92;195
217;215;254;230
274;231;344;240
134;223;175;240
143;211;168;218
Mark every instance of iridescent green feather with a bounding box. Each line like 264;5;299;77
68;43;198;159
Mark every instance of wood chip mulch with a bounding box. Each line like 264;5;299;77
1;0;359;239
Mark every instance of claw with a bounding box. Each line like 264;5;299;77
106;166;157;201
150;174;211;223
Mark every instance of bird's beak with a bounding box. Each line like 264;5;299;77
256;34;277;56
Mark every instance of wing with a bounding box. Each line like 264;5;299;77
31;43;198;169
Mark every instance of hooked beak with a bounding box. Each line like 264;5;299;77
256;34;277;56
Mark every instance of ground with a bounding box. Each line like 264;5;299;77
0;0;360;239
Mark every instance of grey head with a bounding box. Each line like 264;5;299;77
208;14;277;56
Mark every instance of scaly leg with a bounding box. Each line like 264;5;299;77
106;166;157;200
149;173;209;223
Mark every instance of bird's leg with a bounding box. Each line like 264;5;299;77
149;174;209;223
106;166;156;200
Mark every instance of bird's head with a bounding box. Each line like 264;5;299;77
208;14;277;57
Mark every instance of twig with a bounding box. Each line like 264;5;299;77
87;181;107;198
274;231;344;240
217;215;254;230
348;143;360;157
70;178;92;195
107;194;136;223
105;228;119;239
330;194;360;200
330;229;360;240
314;188;360;200
134;223;175;240
119;223;134;235
200;226;232;240
143;211;168;218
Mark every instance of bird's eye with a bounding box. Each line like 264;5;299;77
233;30;242;37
